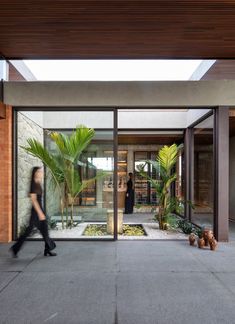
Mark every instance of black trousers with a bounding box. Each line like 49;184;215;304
12;212;55;253
125;190;134;214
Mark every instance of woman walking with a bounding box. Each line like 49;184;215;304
10;166;56;257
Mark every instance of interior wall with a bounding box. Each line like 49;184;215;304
229;136;235;221
119;144;163;173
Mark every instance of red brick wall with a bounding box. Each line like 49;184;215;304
0;106;12;242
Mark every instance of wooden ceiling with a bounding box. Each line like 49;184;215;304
118;134;183;145
201;60;235;80
1;1;235;59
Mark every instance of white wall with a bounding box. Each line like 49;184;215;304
118;110;187;128
43;111;113;129
21;111;44;128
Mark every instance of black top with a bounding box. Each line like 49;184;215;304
29;181;43;208
126;179;133;192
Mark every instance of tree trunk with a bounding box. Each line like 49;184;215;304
60;198;64;229
70;201;74;226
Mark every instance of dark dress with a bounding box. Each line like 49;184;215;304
11;182;55;254
125;178;134;214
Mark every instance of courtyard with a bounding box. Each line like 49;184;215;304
1;240;235;324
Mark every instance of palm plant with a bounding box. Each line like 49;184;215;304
22;125;104;228
138;143;183;230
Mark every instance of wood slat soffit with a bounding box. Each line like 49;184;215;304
1;0;235;59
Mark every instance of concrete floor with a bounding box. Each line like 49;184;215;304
1;241;235;324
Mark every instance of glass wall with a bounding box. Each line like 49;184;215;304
191;114;214;228
16;110;115;240
134;151;159;205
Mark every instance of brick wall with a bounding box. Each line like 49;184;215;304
0;106;12;242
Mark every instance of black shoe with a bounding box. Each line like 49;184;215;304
9;246;18;258
44;250;57;257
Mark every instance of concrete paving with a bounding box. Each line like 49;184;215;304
1;240;235;324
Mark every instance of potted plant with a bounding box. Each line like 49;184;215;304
196;228;205;249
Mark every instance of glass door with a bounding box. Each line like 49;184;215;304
15;109;116;240
190;114;214;229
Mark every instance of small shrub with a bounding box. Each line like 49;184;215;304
122;225;145;236
177;219;193;234
83;224;146;236
47;217;57;230
84;225;107;236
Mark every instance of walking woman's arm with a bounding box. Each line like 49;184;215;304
30;194;46;220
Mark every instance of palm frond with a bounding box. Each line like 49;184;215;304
21;139;63;190
157;144;179;174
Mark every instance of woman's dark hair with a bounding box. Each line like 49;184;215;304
30;167;42;189
129;172;133;177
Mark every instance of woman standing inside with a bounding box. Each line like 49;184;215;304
125;172;134;214
10;166;57;257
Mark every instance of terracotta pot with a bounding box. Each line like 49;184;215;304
209;238;218;251
198;237;205;249
203;229;214;247
189;233;196;246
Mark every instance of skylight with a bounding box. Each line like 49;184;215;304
23;60;202;81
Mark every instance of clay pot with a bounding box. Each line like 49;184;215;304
189;233;196;246
198;237;205;249
203;229;214;247
209;238;218;251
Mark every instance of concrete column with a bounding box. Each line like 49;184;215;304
184;128;193;220
215;107;229;241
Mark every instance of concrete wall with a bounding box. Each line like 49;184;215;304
4;81;235;107
17;112;43;233
44;135;62;217
186;109;211;126
230;136;235;221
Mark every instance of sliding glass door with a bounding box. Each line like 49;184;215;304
15;109;116;240
190;114;214;229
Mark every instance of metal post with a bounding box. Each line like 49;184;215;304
113;108;118;240
184;128;193;220
214;107;229;241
